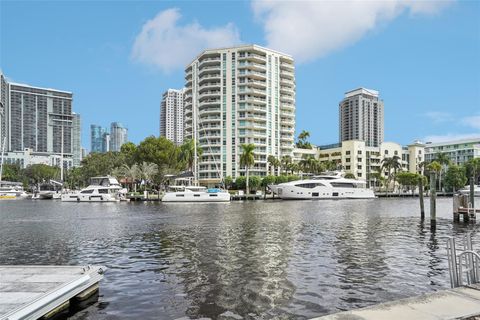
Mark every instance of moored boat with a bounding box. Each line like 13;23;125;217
162;186;231;202
61;176;127;202
269;172;375;200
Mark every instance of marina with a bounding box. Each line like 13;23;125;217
0;198;478;319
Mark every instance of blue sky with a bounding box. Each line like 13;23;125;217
1;0;479;150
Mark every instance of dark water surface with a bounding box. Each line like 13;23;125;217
0;198;478;319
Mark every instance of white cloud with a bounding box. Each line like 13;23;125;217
462;115;480;130
251;0;453;63
423;133;480;143
131;8;241;72
424;111;453;123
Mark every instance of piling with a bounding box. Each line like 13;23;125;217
419;177;425;220
430;172;437;230
470;175;475;208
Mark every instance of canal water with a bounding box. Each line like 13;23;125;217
0;198;478;319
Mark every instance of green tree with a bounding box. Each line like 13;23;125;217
435;152;451;191
427;161;442;191
120;142;137;166
444;165;467;192
179;138;203;172
396;172;419;194
121;163;140;192
344;173;356;179
138;162;159;188
248;176;261;191
65;167;83;189
296;130;312;149
287;175;300;182
240;144;255;195
465;158;480;184
23;164;59;184
275;175;289;184
267;155;280;176
261;175;276;199
381;156;402;192
1;163;22;182
224;176;233;190
235;176;246;190
80;152;126;184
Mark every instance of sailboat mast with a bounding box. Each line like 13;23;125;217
193;67;198;186
0;136;6;182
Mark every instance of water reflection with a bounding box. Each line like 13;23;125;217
0;198;478;319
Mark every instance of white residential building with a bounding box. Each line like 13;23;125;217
110;122;128;152
424;138;480;165
72;112;81;166
339;88;384;147
184;45;296;185
160;88;185;145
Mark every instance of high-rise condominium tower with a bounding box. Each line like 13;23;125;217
110;122;128;152
185;45;296;185
160;88;185;145
72;113;82;166
7;81;73;155
339;88;384;147
90;125;106;153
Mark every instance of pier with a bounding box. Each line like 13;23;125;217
0;265;105;320
313;285;480;320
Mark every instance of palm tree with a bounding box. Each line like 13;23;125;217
296;130;312;149
434;153;451;192
381;156;402;193
281;155;292;174
138;162;158;186
240;144;255;195
121;163;140;192
268;155;279;176
179;139;203;172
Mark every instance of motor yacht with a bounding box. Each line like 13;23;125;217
269;172;375;200
61;176;127;202
162;186;231;202
0;182;28;199
459;185;480;197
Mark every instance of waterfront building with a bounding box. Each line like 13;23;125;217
0;74;75;172
339;88;384;147
160;88;185;145
72;113;81;167
292;146;319;163
110;122;128;152
90;125;106;153
317;140;422;187
402;140;425;173
424;138;480;166
185;44;296;185
2;148;73;169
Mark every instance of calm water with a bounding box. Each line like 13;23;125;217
0;198;478;319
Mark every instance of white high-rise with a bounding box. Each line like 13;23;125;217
185;45;295;185
160;88;185;145
110;122;128;152
72;112;81;166
339;88;384;147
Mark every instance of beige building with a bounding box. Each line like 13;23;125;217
184;45;295;185
160;88;185;146
315;140;423;187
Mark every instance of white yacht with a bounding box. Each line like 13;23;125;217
269;172;375;200
61;176;127;202
459;185;480;197
162;186;231;202
0;182;28;199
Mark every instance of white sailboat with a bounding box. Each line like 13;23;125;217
162;87;230;203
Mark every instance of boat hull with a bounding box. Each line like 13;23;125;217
162;192;231;202
61;194;119;202
272;185;375;200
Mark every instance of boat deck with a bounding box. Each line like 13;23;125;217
0;265;105;320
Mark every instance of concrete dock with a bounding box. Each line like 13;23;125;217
313;284;480;320
0;265;105;320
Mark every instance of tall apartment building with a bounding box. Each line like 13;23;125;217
160;88;185;145
110;122;128;152
72;113;82;166
90;125;106;153
185;45;296;185
424;138;480;165
0;73;8;146
339;88;384;147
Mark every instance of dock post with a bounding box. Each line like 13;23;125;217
430;172;437;230
470;175;475;208
453;194;460;222
419;177;425;220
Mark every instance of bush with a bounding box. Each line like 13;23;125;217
235;176;246;190
248;176;261;191
275;175;288;184
287;175;300;182
262;175;276;187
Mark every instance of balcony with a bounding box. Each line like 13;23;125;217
199;99;221;108
280;95;294;103
238;70;266;80
280;103;295;111
198;57;221;67
238;86;266;97
280;77;294;86
199;90;221;100
238;52;266;63
199;73;221;84
237;61;266;72
199;82;221;91
280;62;294;71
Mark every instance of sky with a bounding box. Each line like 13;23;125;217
1;0;479;150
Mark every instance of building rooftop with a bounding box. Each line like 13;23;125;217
9;82;72;95
425;137;480;147
345;87;379;98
